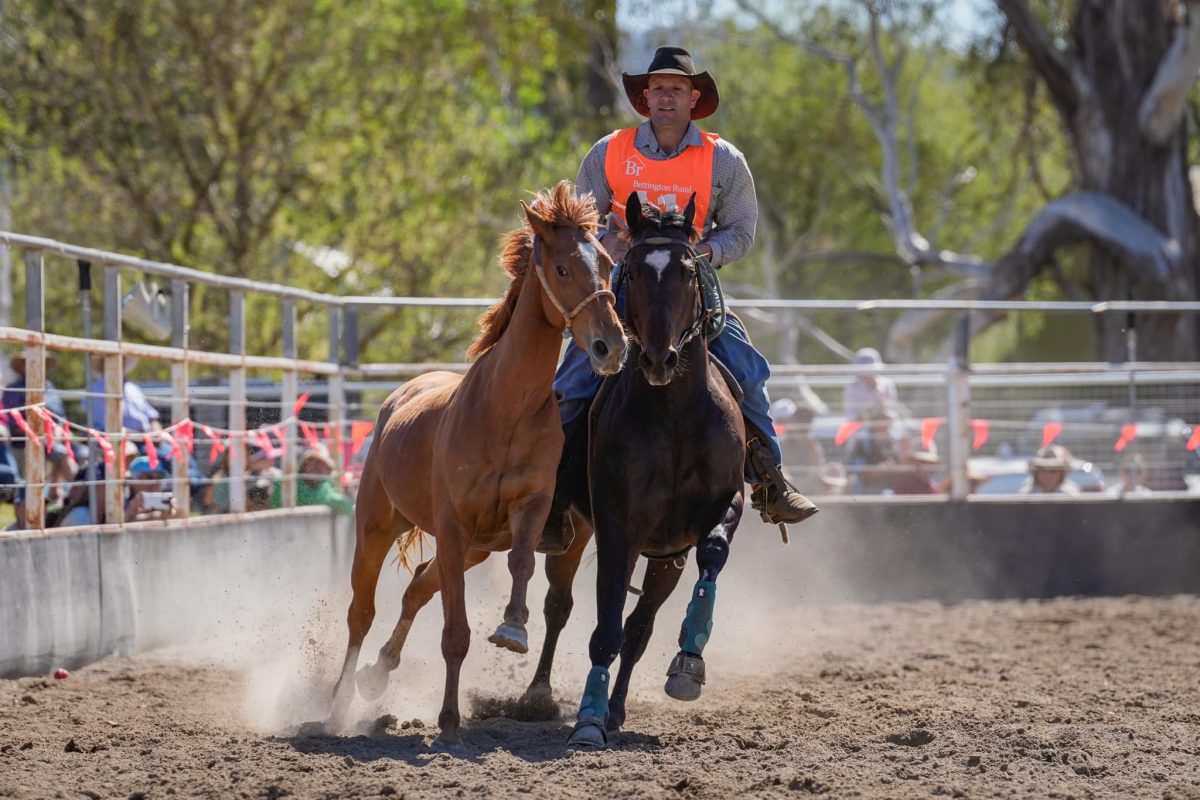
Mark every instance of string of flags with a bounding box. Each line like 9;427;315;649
821;416;1200;453
0;392;377;470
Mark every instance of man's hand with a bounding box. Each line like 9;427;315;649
599;231;629;264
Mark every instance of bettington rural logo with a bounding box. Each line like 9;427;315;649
623;154;646;177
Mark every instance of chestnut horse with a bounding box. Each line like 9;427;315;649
330;182;627;745
522;193;745;748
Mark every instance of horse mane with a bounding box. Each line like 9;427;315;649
468;182;600;358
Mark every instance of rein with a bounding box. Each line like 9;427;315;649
532;236;616;333
623;235;708;351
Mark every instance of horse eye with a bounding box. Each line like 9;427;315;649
555;264;568;278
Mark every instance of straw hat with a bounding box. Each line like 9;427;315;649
300;444;336;474
1029;444;1071;471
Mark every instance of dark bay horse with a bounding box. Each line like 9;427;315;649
331;182;627;746
525;192;746;748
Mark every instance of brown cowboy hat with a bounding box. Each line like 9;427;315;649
9;350;59;373
622;46;720;120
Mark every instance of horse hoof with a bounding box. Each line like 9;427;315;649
665;652;706;701
487;622;529;654
664;674;704;701
355;662;390;701
567;721;608;749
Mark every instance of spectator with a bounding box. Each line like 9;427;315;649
298;445;354;515
846;404;901;494
3;352;67;460
245;443;282;512
1106;453;1152;498
842;347;901;421
772;397;847;496
891;444;942;495
87;355;162;434
123;455;183;521
0;423;19;505
1019;445;1080;495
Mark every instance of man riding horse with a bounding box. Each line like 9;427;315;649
540;45;818;554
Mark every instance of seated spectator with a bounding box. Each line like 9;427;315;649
891;444;942;495
846;404;901;494
298;445;354;515
124;455;183;521
87;355;162;434
3;352;67;460
0;423;19;505
245;444;283;512
1106;453;1152;498
842;347;901;421
772;397;825;495
1019;445;1080;495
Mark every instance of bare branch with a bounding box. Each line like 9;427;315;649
887;278;985;361
985;190;1184;300
1138;0;1200;145
995;0;1080;116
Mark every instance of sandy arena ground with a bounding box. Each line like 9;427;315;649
3;591;1200;799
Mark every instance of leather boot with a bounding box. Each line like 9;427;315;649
536;414;588;555
745;425;819;525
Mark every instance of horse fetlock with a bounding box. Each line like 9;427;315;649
576;665;611;725
664;651;706;701
355;661;392;701
677;580;717;655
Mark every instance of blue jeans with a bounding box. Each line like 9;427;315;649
553;267;782;468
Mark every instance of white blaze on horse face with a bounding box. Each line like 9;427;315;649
577;241;599;272
645;248;672;282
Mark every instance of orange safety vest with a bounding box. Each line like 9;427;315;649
603;126;718;237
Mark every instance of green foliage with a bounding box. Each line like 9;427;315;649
0;0;615;366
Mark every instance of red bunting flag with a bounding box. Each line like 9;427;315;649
1186;425;1200;452
294;392;311;417
36;407;57;454
8;409;40;450
269;426;287;456
1114;424;1137;452
91;429;115;466
254;429;275;458
1041;422;1063;448
161;431;184;465
143;433;159;468
350;421;374;457
920;417;941;450
834;420;863;447
971;419;990;451
176;419;195;453
300;422;320;449
208;435;227;464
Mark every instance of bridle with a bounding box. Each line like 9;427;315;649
621;234;707;351
532;235;616;333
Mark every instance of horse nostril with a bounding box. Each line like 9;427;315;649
664;350;679;370
639;352;654;371
591;339;609;358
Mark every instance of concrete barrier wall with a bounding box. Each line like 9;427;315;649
3;498;1199;678
1;509;354;678
739;496;1200;604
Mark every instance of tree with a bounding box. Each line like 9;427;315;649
981;0;1200;361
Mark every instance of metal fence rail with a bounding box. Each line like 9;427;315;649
2;230;1199;531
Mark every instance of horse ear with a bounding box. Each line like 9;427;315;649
625;192;643;232
521;200;555;243
682;192;697;231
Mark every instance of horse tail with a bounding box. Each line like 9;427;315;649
391;525;430;573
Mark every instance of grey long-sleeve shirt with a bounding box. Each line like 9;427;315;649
575;120;758;268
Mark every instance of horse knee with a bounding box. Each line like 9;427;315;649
507;547;535;582
545;591;574;630
442;624;470;664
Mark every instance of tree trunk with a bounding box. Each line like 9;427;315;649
1064;1;1199;360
